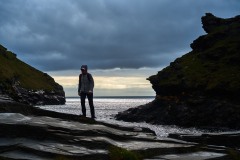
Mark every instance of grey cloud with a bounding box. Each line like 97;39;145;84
0;0;239;71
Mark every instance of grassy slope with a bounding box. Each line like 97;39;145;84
149;15;240;95
0;45;57;91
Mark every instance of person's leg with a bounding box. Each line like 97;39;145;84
80;92;87;117
87;93;95;118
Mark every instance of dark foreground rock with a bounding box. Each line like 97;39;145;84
116;13;240;129
116;97;240;129
1;100;240;159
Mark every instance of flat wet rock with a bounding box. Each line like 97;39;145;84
169;131;240;148
0;105;192;160
0;103;239;159
146;151;226;160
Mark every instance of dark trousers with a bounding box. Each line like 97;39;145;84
80;92;95;118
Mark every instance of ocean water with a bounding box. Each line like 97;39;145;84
37;97;206;138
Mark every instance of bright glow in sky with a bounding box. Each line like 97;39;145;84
47;68;158;97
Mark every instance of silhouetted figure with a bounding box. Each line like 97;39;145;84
78;65;95;118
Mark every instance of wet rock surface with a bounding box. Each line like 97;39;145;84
0;103;188;160
0;101;240;159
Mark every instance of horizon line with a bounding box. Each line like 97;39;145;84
66;96;155;98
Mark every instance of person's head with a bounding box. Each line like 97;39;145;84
81;65;88;74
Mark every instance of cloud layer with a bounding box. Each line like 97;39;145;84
0;0;239;71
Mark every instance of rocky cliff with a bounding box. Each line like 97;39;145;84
0;44;65;105
116;13;240;129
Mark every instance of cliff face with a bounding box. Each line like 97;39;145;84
0;44;65;105
116;13;240;129
149;13;240;99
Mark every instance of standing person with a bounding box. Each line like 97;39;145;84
78;65;96;119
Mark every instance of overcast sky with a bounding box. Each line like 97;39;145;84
0;0;239;96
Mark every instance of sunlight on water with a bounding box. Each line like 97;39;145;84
37;97;205;138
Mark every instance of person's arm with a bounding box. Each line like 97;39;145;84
78;74;81;95
89;74;94;93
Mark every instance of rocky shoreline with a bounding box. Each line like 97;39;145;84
116;96;240;130
11;83;65;105
116;13;240;130
1;97;240;159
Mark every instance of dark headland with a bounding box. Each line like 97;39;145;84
116;13;240;129
0;45;65;105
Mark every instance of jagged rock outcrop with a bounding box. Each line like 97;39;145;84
0;44;65;105
116;13;240;129
0;100;190;160
1;99;239;160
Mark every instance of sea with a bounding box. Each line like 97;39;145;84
37;97;207;138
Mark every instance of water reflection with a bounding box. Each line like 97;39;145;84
37;97;206;138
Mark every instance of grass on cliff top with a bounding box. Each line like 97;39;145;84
181;32;240;91
152;22;240;93
0;48;56;91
